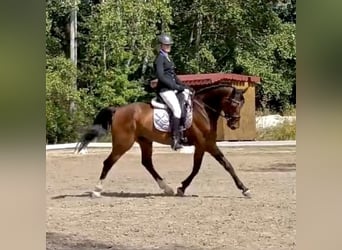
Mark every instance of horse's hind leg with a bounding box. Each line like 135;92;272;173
207;144;251;197
92;137;134;198
137;137;174;195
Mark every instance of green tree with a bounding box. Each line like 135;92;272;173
78;0;173;109
170;0;296;112
46;56;93;143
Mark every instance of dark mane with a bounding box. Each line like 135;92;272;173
194;84;235;96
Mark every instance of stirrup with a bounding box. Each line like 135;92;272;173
172;143;183;151
171;138;183;150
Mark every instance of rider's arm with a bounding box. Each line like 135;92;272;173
155;55;185;91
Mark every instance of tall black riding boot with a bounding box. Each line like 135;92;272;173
171;117;183;151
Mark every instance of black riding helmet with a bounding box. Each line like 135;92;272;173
158;34;174;45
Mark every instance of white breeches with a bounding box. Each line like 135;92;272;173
159;90;183;118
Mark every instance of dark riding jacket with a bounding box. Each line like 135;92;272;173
154;51;186;93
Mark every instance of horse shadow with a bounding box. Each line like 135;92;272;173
51;191;199;200
242;163;296;172
47;232;202;250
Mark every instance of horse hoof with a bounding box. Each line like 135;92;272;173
176;187;184;197
164;187;175;195
94;184;103;192
91;191;102;198
157;180;174;195
242;189;251;198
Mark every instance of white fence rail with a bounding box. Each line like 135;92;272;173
46;141;296;154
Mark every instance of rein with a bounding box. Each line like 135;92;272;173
193;99;240;121
191;84;242;121
202;102;229;119
193;94;241;121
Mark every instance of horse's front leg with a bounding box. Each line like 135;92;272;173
177;147;205;196
208;145;251;197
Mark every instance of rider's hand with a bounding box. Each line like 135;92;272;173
184;88;191;95
176;85;185;92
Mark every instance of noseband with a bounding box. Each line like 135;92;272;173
224;113;240;121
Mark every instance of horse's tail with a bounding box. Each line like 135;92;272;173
74;107;116;154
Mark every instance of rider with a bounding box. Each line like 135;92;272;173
153;33;189;151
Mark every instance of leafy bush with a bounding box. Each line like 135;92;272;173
46;57;94;144
46;56;147;144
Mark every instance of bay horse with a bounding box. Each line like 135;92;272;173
75;84;251;198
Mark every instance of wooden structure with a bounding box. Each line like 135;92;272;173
153;73;261;141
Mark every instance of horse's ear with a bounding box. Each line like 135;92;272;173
242;86;249;94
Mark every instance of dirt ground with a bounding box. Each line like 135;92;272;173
46;145;296;250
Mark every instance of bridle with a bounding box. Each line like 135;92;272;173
191;84;247;122
202;97;243;121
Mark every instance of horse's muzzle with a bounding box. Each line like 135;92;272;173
227;119;240;130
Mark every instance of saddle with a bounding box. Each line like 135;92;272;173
151;91;193;144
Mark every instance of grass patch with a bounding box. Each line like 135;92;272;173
256;106;296;117
257;121;296;141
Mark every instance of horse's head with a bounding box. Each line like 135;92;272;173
221;86;248;130
194;84;249;130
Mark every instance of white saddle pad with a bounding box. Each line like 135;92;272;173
152;102;193;132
